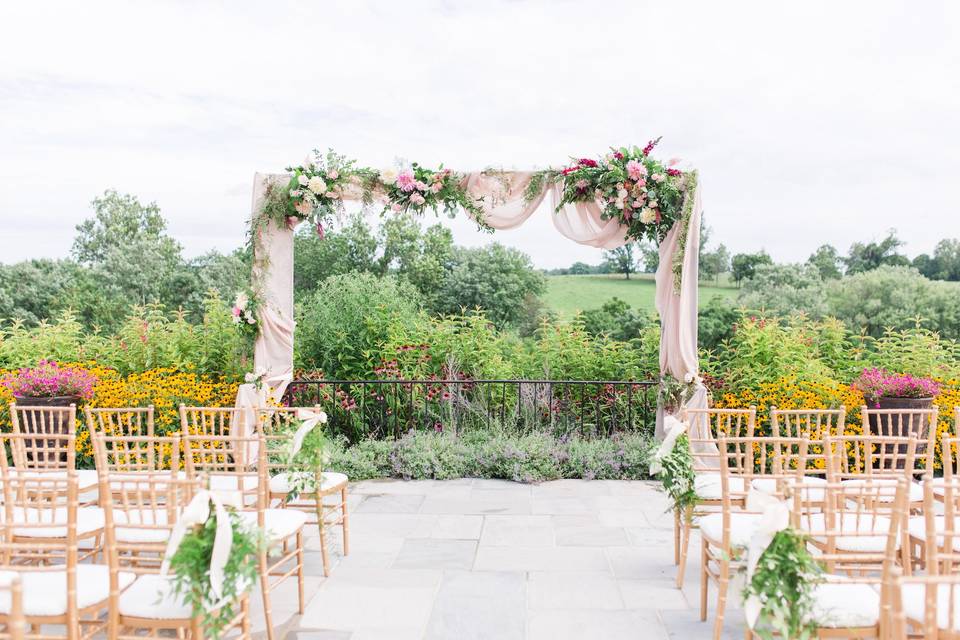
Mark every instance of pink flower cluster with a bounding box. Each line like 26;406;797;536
853;368;941;405
2;360;98;400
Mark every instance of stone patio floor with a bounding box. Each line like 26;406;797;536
253;478;748;640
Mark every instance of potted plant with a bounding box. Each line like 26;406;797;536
2;361;98;442
853;368;940;439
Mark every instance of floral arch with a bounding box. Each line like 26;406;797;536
233;141;707;451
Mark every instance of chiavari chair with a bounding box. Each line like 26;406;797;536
183;433;305;640
257;407;350;578
8;404;98;500
701;435;807;640
0;436;134;640
84;406;154;438
675;406;756;589
887;570;960;640
788;478;908;637
1;433;104;563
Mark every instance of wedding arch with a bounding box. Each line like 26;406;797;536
233;141;707;451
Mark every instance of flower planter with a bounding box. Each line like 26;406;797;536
867;396;934;467
12;394;79;463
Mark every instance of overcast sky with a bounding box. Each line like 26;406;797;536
1;0;958;268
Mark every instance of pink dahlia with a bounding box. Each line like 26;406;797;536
396;170;416;192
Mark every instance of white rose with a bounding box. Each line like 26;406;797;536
234;292;249;310
297;174;309;186
244;311;255;324
647;199;659;209
684;373;695;384
380;168;398;185
640;208;657;224
615;199;625;210
307;176;327;195
617;188;628;199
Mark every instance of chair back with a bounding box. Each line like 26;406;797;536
85;405;154;438
256;406;324;477
683;406;756;470
179;405;239;437
887;570;960;640
771;406;845;475
924;474;960;576
8;402;77;470
861;405;938;473
824;434;918;482
92;434;180;473
182;434;266;511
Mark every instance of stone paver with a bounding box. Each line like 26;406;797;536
250;478;742;639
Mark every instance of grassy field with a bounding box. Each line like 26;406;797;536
544;273;738;317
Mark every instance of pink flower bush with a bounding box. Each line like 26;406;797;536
853;368;941;405
2;360;98;399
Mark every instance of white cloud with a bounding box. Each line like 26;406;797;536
0;0;957;267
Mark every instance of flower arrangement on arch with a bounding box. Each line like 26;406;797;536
379;163;489;229
231;290;261;339
550;138;690;244
853;368;942;406
283;149;373;237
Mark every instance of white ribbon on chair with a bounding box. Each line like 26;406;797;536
160;490;241;605
743;492;792;630
649;415;688;476
289;408;328;457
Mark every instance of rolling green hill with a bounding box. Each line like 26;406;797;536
544;274;738;317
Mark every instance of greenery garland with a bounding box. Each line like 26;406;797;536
271;415;332;502
670;170;698;296
652;432;698;513
742;528;823;640
167;509;262;639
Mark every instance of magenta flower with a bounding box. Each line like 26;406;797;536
853;368;941;404
2;360;98;400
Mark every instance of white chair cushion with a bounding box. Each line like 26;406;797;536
907;515;960;549
841;478;923;503
0;565;134;616
108;470;188;491
118;573;192;620
269;471;348;495
113;509;175;543
6;469;99;490
751;476;826;502
238;509;308;541
208;473;259;506
802;513;896;552
6;506;104;538
693;474;744;500
810;580;880;628
698;512;763;547
902;582;960;631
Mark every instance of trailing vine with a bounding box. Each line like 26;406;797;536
651;432;698;513
167;509;262;639
742;528;822;640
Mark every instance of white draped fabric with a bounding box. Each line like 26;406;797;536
234;169;705;447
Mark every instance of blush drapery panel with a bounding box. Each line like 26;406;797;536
236;170;705;449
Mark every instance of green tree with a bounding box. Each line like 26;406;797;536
843;230;909;274
928;239;960;281
293;216;377;296
603;244;638;280
737;263;828;319
434;244;546;329
638;243;660;273
730;251;773;286
701;243;730;282
568;262;592;275
807;244;843;279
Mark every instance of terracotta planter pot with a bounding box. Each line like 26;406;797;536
12;394;79;463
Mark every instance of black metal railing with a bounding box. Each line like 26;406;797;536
282;379;658;442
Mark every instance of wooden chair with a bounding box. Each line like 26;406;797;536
787;478;908;638
701;435;808;640
771;406;846;476
92;434;180;475
183;433;306;640
0;575;25;640
675;406;756;589
97;466;250;639
258;407;350;577
0;433;104;562
887;571;960;640
8;403;97;499
0;440;133;640
84;406;154;438
179;405;239;438
860;405;938;481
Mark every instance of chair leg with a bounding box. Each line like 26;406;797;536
700;537;709;621
259;555;275;640
677;506;693;589
241;595;251;640
713;554;731;640
317;496;331;577
296;530;306;614
674;508;681;565
340;485;350;556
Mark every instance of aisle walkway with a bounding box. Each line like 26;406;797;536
254;478;747;640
